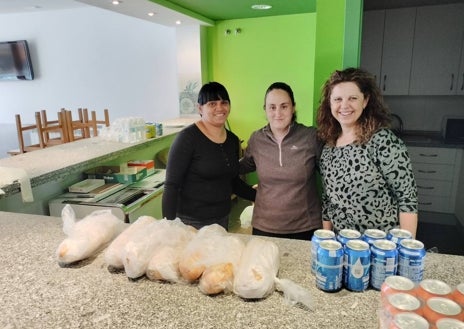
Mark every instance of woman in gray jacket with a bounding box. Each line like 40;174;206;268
239;82;322;240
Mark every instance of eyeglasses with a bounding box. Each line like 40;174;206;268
204;100;230;109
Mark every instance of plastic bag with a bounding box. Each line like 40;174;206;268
239;205;254;229
146;219;196;282
233;237;280;299
198;234;245;295
179;224;245;293
56;204;126;266
275;278;314;310
104;215;155;270
233;237;314;309
122;218;194;279
178;224;227;282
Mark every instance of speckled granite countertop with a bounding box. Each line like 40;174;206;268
1;211;463;329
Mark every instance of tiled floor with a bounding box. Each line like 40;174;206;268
228;197;253;234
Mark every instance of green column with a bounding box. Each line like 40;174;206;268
312;0;363;121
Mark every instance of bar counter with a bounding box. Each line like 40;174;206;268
0;125;182;199
0;116;198;215
1;211;463;329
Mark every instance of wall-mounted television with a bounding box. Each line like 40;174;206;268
0;40;34;81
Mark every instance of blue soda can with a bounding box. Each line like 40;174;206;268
370;239;398;290
337;229;361;247
397;239;426;284
387;228;412;248
155;122;163;136
343;239;371;292
316;240;344;292
311;229;336;274
362;228;387;246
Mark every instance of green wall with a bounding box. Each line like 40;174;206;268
205;13;317;145
202;1;363;185
204;0;364;142
312;0;363;120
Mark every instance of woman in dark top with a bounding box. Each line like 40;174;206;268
162;82;255;230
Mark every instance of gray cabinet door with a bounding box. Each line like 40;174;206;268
380;8;416;95
409;4;464;95
360;10;385;88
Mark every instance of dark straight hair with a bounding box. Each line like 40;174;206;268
197;82;231;106
264;82;297;122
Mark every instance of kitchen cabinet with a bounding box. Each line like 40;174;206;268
409;4;464;95
457;41;464;96
360;10;384;87
360;8;415;95
361;4;464;96
408;146;462;213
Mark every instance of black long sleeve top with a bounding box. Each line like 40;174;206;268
162;124;255;222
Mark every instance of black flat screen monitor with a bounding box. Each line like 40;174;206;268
0;40;34;80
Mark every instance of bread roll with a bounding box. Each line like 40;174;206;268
233;237;280;299
56;206;126;265
199;263;234;295
178;250;206;282
105;215;155;270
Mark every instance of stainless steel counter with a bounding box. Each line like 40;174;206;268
1;211;463;329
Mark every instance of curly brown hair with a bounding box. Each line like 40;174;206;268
316;67;391;146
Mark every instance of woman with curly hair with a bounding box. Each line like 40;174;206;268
316;67;418;237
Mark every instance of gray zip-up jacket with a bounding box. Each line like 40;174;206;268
239;122;322;234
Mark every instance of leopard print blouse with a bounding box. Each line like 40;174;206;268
319;128;418;233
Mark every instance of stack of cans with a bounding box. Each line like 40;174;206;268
378;277;464;328
312;227;428;292
310;227;463;328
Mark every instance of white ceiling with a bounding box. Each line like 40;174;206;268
0;0;210;27
0;0;84;12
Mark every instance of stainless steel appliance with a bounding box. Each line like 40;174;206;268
49;170;165;223
442;116;464;144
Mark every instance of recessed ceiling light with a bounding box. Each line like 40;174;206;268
112;0;121;5
148;12;155;16
251;4;272;10
175;20;182;25
26;5;42;10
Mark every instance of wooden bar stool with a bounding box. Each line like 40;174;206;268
40;109;69;145
12;112;45;154
90;108;110;136
96;109;110;127
64;108;95;141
